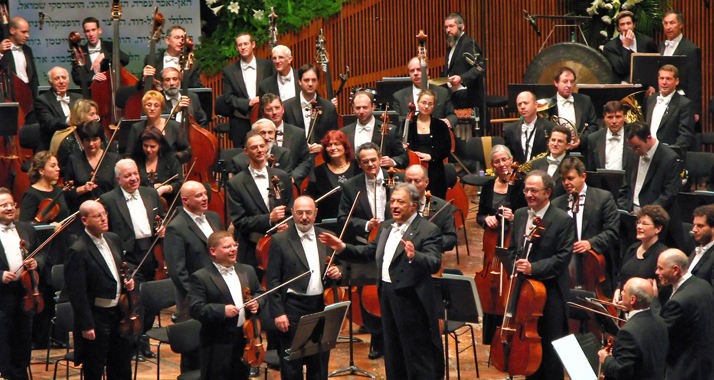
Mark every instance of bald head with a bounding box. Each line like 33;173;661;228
623;277;654;309
405;165;429;197
80;200;103;218
8;17;30;46
660;249;689;272
80;200;108;237
48;67;70;96
180;181;208;214
656;249;689;286
272;45;292;58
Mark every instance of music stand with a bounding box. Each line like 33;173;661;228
585;170;625;201
188;88;214;121
0;103;19;137
433;274;483;380
286;301;350;379
375;77;412;106
576;84;642;119
631;54;688;91
116;118;145;154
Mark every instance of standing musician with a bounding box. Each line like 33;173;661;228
552;157;620;296
282;63;339;147
229;119;293;176
261;93;311;186
99;159;165;360
226;132;293;273
530;124;572;199
442;12;484;110
0;188;44;380
160;67;208;128
392;57;458;130
644;64;695;151
597;277;667;380
187;231;263;380
320;183;444;380
266;196;344;380
503;91;555;164
506;170;575;380
222;32;276;148
129;127;183;203
403;164;457;251
258;45;300;101
0;17;39;98
64;200;136;380
602;11;657;84
342;90;408;170
140;25;203;89
34;67;82;151
71;16;130;85
688;205;714;288
546;67;598;155
586;101;636;171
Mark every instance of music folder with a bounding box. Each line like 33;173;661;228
552;334;598;380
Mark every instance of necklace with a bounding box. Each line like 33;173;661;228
328;161;349;172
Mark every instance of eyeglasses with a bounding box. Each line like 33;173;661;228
90;212;108;219
0;202;16;210
294;210;314;216
523;188;545;194
221;244;239;250
636;220;653;226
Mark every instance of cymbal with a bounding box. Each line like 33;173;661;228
428;77;450;86
536;98;556;112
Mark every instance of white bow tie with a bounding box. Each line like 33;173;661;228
608;132;621;141
165;56;180;65
218;266;234;276
195;214;207;224
167;95;180;104
559;97;574;106
527;209;537;219
547;157;560;166
57;95;70;104
279;75;291;85
641;155;651;163
125;192;139;201
367;178;384;187
664;40;675;47
241;61;255;71
357;124;372;133
657;96;668;104
250;167;267;178
391;223;404;233
10;45;22;52
1;223;15;233
301;232;314;241
88;45;101;54
696;246;705;256
522;124;535;133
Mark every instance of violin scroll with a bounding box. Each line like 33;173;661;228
270;175;282;200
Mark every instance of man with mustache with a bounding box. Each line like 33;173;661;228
442;12;484;110
160;67;208;128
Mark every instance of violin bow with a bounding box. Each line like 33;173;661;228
159;173;179;187
427;199;453;222
323;191;360;281
90;120;122;183
239;270;312;309
161;160;196;221
264;186;340;235
16;212;78;273
568;302;626;323
129;207;179;281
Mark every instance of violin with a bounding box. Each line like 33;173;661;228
19;240;43;315
153;215;168;280
423;190;433;216
598;336;615;380
267;154;276;168
306;99;323;144
379;104;391;154
242;287;265;367
34;181;74;224
118;263;141;339
270;175;283;200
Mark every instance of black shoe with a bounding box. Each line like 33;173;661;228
133;352;146;362
249;367;260;377
142;348;157;359
368;350;384;360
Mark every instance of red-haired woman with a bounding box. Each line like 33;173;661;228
306;130;355;222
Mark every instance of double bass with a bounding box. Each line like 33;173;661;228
314;28;349;128
124;7;164;119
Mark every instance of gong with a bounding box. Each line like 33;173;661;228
523;42;615;84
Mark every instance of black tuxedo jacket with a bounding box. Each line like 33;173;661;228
618;142;680;212
658;37;702;116
443;34;484;107
546;93;598;153
161;90;209;128
425;196;457;251
282;94;338;144
341;119;408;169
337;170;394;244
586;128;636;171
644;92;695;149
34;90;82;150
229;145;293;175
602;34;658;83
0;222;43;307
99;186;164;261
71;40;130;86
531;154;569;199
257;69;300;100
164;209;223;298
602;309;667;380
226;167;293;266
503;117;556;164
279;122;311;186
392;84;457;130
659;276;714;380
0;44;39;98
222;57;275;118
142;50;203;89
689;245;714;289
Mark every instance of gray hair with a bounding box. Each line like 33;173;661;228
114;158;137;177
489;144;513;163
526;170;555;191
394;183;420;204
272;45;292;58
47;66;68;82
251;118;276;132
356;142;381;158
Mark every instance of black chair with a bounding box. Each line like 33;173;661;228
441;268;479;379
137;279;177;380
51;302;95;380
19;123;41;172
46;264;68;370
167;319;202;380
685;151;714;190
459;136;505;188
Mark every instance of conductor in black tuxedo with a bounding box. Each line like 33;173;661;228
258;45;300;102
587;101;636;171
341;90;408;170
71;17;130;86
442;13;484;110
602;11;658;84
226;132;294;271
222;33;276;148
282;63;339;145
159;67;208;128
34;67;82;151
0;188;44;380
506;170;575;380
530;125;571;199
321;183;444;380
0;17;39;98
597;277;668;380
188;231;264;380
64;200;136;380
546;67;598;156
643;64;695;150
139;25;203;89
688;205;714;288
503;91;556;164
655;249;714;380
266;196;344;380
229;119;293;176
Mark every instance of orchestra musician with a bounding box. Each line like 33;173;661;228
0;188;43;380
187;231;263;380
597;277;668;380
602;11;658;84
654;249;714;380
260;93;311;186
342;90;408;170
160;67;208;128
305;130;356;222
442;12;484;110
129;127;183;203
643;64;695;151
0;17;39;98
403;164;457;251
34;67;81;151
586;101;636;171
228;119;293;176
545;67;598;155
688;205;714;288
476;145;526;231
258;45;300;101
530;124;572;199
64;200;136;380
140;25;203;89
71;16;130;85
50;99;103;170
222;33;276;148
321;183;444;380
503;91;556;164
266;195;344;380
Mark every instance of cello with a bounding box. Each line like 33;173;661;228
475;208;510;316
124;8;164;119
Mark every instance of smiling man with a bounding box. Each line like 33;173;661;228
643;64;695;150
258;45;300;101
34;66;82;150
546;67;597;155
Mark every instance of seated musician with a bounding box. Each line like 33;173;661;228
260;93;311;186
258;45;300;101
602;11;657;84
129;127;183;204
266;196;344;380
159;67;208;128
71;16;130;85
530;125;572;199
187;231;263;380
688;205;714;288
403;164;457;251
442;12;484;110
50;99;103;170
644;64;695;151
305;130;356;222
503;91;555;164
342;90;408;170
586;101;636;171
140;25;203;89
598;277;668;380
552;157;620;296
0;187;45;380
34;67;82;150
125;90;192;164
229;119;293;176
0;17;39;99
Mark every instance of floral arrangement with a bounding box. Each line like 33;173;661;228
197;0;345;75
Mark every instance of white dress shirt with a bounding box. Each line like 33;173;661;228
241;56;257;100
365;170;386;227
164;92;183;122
649;91;674;138
671;272;692;296
88;41;103;65
213;262;246;326
297;226;324;295
277;70;296;101
626;307;648;321
56;92;71;120
184;209;214;238
249;165;270;209
633;140;658;211
566;185;587;240
9;43;29;83
546;153;565;177
86;230;121;307
0;223;24;274
354;117;375;150
662;33;683;56
447;34;462;69
412;85;423;107
521;119;537;161
689;240;714;272
120;188;153;239
275;121;285;146
605;129;625;170
381;213;417;283
300;92;314;137
525;202;550;242
556;93;576;127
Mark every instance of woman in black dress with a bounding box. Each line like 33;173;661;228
126;90;192;164
306;130;356;222
130;127;183;204
406;89;450;199
476;144;527;229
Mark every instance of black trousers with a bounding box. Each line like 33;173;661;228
357;286;383;352
199;331;250;380
126;238;157;336
76;306;133;380
0;296;32;380
278;293;329;380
